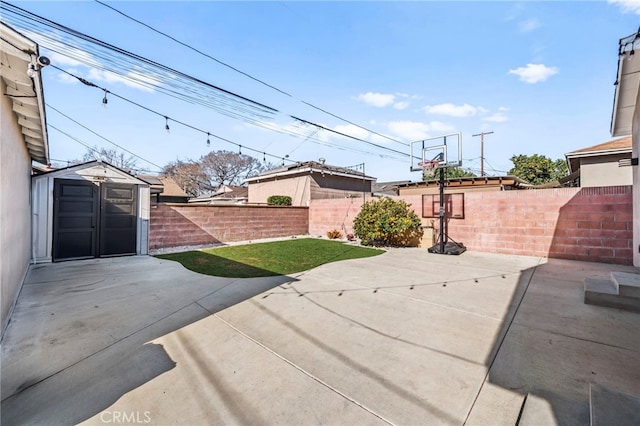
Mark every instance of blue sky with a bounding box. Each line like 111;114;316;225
5;1;640;182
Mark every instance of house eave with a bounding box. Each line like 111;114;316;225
1;22;50;164
611;31;640;137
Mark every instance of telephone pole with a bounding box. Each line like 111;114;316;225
472;131;494;176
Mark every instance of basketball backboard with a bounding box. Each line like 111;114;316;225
410;132;462;172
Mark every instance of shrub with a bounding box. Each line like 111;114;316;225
267;195;292;206
353;198;423;247
326;229;343;239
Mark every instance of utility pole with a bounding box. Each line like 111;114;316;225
472;131;494;176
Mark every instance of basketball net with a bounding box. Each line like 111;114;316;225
419;160;440;180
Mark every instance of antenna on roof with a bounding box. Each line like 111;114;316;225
319;157;326;165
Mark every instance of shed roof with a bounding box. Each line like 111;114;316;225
33;160;149;186
1;22;49;164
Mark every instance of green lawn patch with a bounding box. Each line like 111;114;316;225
156;238;384;278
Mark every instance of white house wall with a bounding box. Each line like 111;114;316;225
0;78;33;333
579;155;633;187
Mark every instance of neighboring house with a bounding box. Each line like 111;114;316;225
611;30;640;267
565;136;632;187
398;175;526;196
189;185;248;204
138;175;190;203
372;180;410;197
246;161;376;206
0;23;49;335
31;161;150;263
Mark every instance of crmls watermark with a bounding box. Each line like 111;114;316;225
99;411;152;424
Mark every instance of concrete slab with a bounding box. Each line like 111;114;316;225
518;389;589;426
590;382;640;426
1;247;639;425
612;271;640;297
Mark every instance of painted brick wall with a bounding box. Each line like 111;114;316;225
309;186;634;265
150;204;309;250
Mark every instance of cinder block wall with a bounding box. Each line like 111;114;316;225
309;186;634;265
150;204;309;250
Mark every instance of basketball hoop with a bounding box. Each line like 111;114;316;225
418;160;440;179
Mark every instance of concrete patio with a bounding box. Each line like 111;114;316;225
1;248;639;425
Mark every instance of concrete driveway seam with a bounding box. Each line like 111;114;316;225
463;258;543;424
212;312;398;426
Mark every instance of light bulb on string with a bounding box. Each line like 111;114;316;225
102;90;108;107
206;132;211;147
165;116;170;132
263;152;266;163
239;145;242;155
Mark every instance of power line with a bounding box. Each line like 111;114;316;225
92;0;409;148
50;64;407;162
47;110;164;170
2;2;411;161
0;1;277;114
94;0;292;98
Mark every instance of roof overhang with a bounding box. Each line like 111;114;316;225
1;22;49;164
611;30;640;137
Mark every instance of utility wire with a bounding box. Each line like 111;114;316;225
92;0;409;148
2;2;411;161
94;0;291;98
0;1;276;114
48;66;302;165
47;106;164;170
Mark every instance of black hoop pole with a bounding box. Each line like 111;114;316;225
439;163;445;254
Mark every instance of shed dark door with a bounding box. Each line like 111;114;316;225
99;183;137;256
53;179;99;261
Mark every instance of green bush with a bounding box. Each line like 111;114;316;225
353;198;423;246
267;195;292;206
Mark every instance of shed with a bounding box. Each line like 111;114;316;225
32;161;150;262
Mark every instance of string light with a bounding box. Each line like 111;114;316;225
206;132;211;147
263;152;266;163
239;145;242;155
102;89;108;107
164;116;170;132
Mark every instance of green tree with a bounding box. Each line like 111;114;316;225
353;198;423;247
508;154;568;185
423;167;477;181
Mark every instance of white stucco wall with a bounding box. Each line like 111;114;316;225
0;79;33;333
248;176;311;206
579;155;633;187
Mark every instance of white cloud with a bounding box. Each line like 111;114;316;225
87;68;157;93
429;121;455;133
355;92;396;107
519;18;541;32
423;103;479;117
609;0;640;14
56;68;81;84
393;101;410;110
334;123;371;140
498;106;510;112
484;113;509;123
386;120;454;141
508;63;558;83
